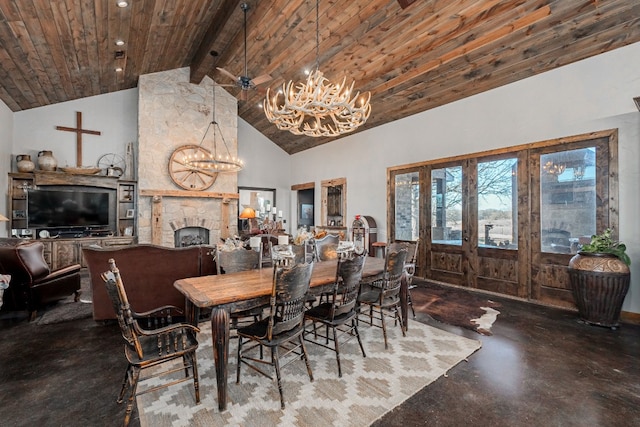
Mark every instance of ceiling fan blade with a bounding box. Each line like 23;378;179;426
213;83;237;88
251;74;272;86
216;67;240;83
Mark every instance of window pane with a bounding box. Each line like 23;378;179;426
478;158;518;249
394;172;419;240
431;166;462;245
540;148;596;254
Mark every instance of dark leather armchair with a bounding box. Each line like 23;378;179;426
0;240;81;321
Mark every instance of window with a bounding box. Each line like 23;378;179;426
394;171;420;241
431;166;462;245
477;158;518;249
540;148;596;254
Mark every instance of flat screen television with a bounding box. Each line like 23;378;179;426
27;188;113;230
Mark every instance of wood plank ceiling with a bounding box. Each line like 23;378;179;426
1;0;639;155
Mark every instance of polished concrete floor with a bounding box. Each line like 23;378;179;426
1;280;639;427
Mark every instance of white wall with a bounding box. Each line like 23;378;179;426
13;89;138;172
237;117;291;232
0;99;14;237
286;41;640;314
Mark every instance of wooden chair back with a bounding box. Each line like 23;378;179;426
314;234;340;261
216;248;260;274
380;246;408;300
101;259;143;358
267;262;314;339
330;251;366;318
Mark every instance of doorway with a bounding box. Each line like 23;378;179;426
297;188;314;230
389;129;618;308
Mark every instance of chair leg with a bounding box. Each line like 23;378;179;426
407;287;416;319
272;346;285;410
182;355;190;378
380;308;389;349
353;319;366;358
332;326;342;377
190;351;200;404
236;336;243;384
396;306;406;336
117;364;133;403
299;335;314;383
123;366;141;427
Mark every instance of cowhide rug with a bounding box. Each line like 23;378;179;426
411;281;502;335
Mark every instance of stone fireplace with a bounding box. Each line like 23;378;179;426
172;218;212;247
137;68;239;247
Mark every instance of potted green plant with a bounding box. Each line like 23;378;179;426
568;228;631;329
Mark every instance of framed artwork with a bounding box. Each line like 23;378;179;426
125;209;135;218
301;203;313;220
238;187;276;220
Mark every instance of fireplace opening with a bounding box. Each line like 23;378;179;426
175;226;210;247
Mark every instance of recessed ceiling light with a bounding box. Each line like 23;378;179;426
115;67;123;72
117;1;128;7
115;40;125;46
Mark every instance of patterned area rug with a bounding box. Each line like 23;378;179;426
137;319;481;427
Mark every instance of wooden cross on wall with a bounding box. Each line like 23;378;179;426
55;111;101;167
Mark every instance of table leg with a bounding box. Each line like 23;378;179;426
211;308;230;411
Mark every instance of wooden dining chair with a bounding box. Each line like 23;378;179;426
304;250;367;377
313;234;340;261
403;238;420;319
236;261;315;409
358;245;408;349
216;247;264;328
101;259;200;427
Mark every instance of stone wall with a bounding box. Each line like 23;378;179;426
137;68;239;246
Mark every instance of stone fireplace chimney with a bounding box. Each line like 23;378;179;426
137;68;239;247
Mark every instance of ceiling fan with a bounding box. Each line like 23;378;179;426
216;3;272;101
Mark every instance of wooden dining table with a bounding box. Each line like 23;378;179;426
174;256;408;411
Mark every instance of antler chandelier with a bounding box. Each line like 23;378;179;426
185;86;244;173
263;0;371;137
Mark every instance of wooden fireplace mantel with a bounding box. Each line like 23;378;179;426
139;189;239;199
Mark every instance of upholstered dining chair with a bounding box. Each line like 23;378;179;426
304;250;367;377
358;245;408;349
236;261;315;409
101;259;200;427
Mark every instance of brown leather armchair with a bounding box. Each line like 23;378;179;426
0;240;81;321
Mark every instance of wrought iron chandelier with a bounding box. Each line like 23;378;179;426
263;0;371;137
186;86;244;173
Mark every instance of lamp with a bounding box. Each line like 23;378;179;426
0;214;9;222
263;0;371;137
185;86;244;173
239;207;256;219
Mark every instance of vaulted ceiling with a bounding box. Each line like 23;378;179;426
1;1;639;154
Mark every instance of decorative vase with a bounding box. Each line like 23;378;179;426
37;150;58;171
568;252;630;329
16;154;35;173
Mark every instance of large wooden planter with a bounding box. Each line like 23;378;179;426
568;252;630;329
